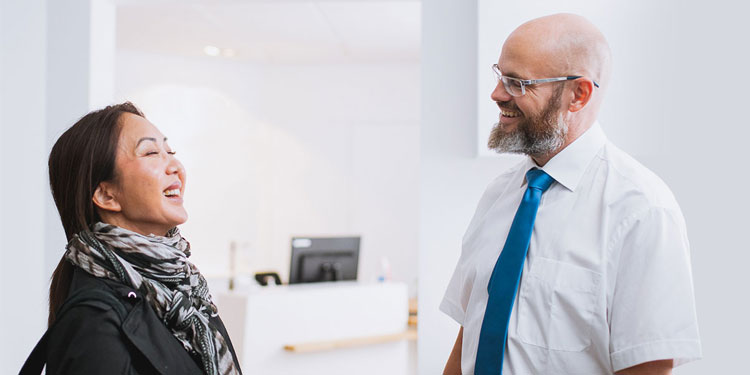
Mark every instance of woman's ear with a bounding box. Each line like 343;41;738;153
93;182;122;213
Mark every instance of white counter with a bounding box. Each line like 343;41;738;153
217;281;414;375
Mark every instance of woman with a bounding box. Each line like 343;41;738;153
36;102;241;374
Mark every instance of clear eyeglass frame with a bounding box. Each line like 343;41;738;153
492;64;600;97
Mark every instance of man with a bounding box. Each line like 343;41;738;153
440;13;701;375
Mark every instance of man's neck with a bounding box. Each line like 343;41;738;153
531;120;594;167
531;153;554;167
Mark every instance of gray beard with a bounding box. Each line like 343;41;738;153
487;86;568;157
487;113;567;156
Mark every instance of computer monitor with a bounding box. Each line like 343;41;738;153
289;237;360;284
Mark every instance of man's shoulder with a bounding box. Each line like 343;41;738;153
597;142;681;212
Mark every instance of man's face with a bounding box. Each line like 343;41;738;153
487;50;569;156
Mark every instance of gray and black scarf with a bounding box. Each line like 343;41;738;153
65;222;239;375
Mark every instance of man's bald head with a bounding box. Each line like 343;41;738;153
489;14;612;164
501;13;612;99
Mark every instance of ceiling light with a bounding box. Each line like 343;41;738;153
203;45;220;57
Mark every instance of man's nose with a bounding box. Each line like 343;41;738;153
491;81;512;103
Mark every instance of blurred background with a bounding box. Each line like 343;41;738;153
2;0;749;374
2;0;419;373
113;2;420;286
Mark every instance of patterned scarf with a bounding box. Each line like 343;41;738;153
65;222;239;375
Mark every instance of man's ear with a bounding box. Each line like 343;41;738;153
568;79;594;112
93;182;122;213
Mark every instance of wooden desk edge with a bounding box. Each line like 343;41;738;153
283;328;417;353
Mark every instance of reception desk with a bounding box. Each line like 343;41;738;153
217;281;414;375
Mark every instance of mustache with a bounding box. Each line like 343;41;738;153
495;101;520;111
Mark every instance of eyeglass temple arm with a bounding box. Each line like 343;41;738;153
523;76;600;88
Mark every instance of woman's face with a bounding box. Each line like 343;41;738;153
95;113;187;236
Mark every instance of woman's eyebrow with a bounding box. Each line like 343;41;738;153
135;137;168;148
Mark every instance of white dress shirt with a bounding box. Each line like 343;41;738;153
440;122;701;374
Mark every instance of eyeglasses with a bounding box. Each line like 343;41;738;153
492;64;600;97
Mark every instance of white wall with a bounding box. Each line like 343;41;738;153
114;50;420;291
1;1;116;372
639;2;750;373
45;0;116;282
420;0;750;374
420;1;502;373
0;0;48;372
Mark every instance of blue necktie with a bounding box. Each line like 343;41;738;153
475;168;555;374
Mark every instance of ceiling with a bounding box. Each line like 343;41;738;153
116;1;421;64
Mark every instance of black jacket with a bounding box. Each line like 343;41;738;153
45;267;242;374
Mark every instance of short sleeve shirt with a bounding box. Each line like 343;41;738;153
440;123;702;374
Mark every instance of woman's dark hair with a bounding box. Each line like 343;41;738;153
47;102;144;326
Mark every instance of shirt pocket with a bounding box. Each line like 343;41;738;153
516;256;601;352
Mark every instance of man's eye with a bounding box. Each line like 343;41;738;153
146;151;159;156
167;151;176;155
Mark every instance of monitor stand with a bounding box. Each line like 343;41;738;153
320;262;343;281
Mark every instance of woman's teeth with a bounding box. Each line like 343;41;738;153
163;189;180;197
501;109;521;118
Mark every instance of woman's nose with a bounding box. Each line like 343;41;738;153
166;155;183;175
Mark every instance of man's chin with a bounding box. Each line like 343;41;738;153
494;119;520;132
488;124;527;153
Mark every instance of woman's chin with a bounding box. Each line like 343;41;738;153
172;211;188;226
164;207;188;228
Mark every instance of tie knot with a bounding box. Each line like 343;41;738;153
526;168;555;192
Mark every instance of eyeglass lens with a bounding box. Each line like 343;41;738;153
493;65;524;97
501;77;523;96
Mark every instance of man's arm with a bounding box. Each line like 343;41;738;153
615;359;673;375
443;326;463;375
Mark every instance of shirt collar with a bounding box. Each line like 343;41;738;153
521;121;607;192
